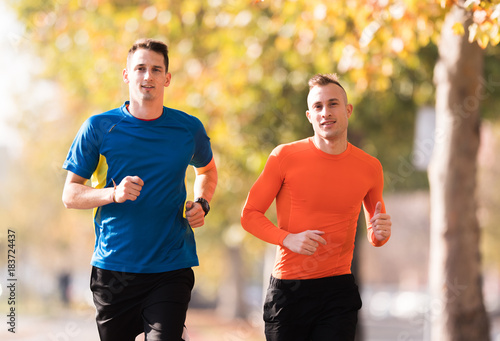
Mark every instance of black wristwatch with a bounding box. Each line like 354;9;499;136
194;197;210;216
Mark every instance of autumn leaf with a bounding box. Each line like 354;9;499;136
477;31;490;48
469;22;479;42
452;22;465;35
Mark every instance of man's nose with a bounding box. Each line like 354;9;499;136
321;107;331;117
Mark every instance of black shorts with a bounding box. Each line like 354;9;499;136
263;274;362;341
90;266;194;341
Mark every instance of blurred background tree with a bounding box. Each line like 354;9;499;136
2;0;500;339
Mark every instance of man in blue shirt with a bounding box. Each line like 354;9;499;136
62;38;217;341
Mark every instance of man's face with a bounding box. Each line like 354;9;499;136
123;48;171;102
306;83;353;143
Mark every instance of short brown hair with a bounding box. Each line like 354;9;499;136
127;38;169;72
308;73;348;103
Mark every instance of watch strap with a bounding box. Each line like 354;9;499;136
194;197;210;216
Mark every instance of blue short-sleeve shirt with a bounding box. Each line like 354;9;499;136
63;102;213;273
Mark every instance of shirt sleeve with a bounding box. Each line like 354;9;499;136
363;161;389;247
189;119;213;168
62;118;102;180
241;149;290;246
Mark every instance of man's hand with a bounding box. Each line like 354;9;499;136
113;176;144;203
185;201;205;228
283;230;327;255
370;201;392;241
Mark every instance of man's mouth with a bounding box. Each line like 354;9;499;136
321;120;336;126
142;85;154;89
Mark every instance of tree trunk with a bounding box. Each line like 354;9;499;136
429;3;490;341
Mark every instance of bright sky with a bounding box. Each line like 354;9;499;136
0;2;40;155
0;3;24;154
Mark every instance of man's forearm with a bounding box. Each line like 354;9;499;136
62;182;114;209
193;166;218;202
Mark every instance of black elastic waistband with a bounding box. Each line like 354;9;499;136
269;274;355;292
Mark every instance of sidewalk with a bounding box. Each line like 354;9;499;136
3;307;497;340
0;308;263;341
185;309;263;341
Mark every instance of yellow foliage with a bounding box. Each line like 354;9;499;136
452;22;465;35
477;31;490;48
461;0;500;48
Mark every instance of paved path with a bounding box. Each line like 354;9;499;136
0;308;263;341
1;308;498;340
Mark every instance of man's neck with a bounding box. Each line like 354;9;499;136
312;135;348;155
128;100;164;120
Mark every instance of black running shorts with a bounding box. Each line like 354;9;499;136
90;266;194;341
263;274;362;341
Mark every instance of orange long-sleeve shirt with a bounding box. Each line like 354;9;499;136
241;138;389;280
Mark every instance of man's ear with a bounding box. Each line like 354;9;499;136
123;68;129;84
346;104;353;118
305;110;312;123
164;72;172;87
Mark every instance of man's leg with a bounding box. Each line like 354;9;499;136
310;275;362;341
263;277;311;341
142;268;194;341
90;267;144;341
310;307;359;341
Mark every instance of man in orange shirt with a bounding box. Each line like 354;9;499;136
241;74;392;340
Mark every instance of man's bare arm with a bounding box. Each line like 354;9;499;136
185;160;218;227
193;163;218;203
62;171;143;209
